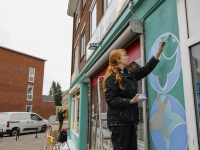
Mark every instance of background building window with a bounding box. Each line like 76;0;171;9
90;2;97;37
81;29;85;59
26;105;32;112
29;67;35;82
27;85;34;101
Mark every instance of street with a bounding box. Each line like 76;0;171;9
0;123;76;150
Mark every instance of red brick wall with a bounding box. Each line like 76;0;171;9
71;0;104;77
0;47;55;119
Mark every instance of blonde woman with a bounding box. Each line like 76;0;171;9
103;42;165;150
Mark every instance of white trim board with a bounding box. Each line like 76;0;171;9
186;33;200;47
89;0;96;12
176;0;199;149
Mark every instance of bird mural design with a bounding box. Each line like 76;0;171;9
150;93;187;150
151;35;178;89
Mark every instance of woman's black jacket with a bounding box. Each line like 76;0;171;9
105;57;159;126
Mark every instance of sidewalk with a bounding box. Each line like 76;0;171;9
50;123;77;150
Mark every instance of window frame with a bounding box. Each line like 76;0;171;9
103;0;112;14
27;85;34;101
83;0;86;8
89;0;97;39
76;14;80;31
71;95;80;136
176;0;200;149
26;105;32;112
74;37;79;72
81;22;86;60
28;67;35;83
190;43;200;144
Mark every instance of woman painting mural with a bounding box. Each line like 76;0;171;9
103;42;166;149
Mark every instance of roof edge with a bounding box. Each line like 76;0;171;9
0;45;47;61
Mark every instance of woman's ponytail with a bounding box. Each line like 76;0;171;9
103;49;127;91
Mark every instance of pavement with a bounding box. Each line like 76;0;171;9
0;123;77;150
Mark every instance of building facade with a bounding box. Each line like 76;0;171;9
67;0;200;149
62;90;70;108
0;46;55;119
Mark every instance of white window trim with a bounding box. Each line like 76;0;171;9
74;35;79;49
27;85;34;101
89;0;96;12
71;95;80;136
75;0;81;31
74;36;79;72
76;13;80;31
83;0;86;8
26;105;32;112
176;0;199;149
81;22;86;34
28;67;35;83
89;0;97;39
103;0;112;14
81;22;86;59
185;33;200;47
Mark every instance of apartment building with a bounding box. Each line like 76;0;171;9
0;46;55;118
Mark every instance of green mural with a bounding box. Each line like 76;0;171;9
144;0;188;149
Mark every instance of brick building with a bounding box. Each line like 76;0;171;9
0;46;55;119
67;0;200;150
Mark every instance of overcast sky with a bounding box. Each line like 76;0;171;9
0;0;73;95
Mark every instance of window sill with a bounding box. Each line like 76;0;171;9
27;99;33;101
70;129;79;137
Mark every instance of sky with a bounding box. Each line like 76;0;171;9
0;0;73;95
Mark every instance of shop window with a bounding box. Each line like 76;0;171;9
29;67;35;82
71;92;80;135
27;85;34;101
191;43;200;132
90;0;97;38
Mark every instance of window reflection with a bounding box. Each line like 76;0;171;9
191;43;200;131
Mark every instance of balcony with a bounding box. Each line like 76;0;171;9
86;0;129;61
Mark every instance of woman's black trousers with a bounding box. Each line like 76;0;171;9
108;125;137;150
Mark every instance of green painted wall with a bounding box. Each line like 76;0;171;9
144;0;188;149
78;83;88;150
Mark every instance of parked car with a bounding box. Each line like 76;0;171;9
0;112;49;136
